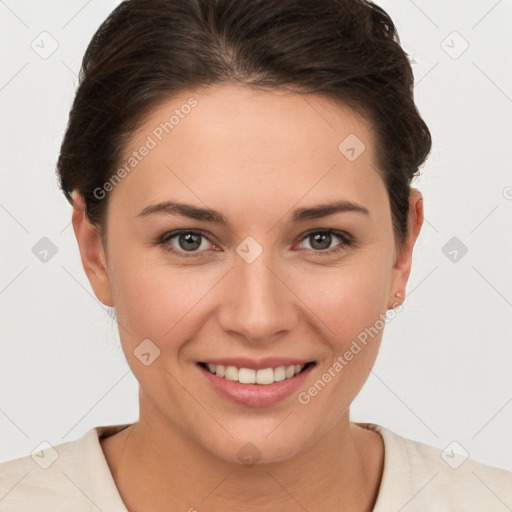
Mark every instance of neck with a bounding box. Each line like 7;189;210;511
101;400;383;512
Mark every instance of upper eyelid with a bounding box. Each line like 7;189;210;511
162;229;215;245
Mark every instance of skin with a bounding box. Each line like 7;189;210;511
71;83;423;511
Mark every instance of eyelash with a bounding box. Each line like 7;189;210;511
158;229;357;258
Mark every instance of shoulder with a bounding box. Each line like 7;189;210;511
358;422;512;512
0;424;131;512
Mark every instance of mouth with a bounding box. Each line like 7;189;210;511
197;361;316;385
197;359;317;407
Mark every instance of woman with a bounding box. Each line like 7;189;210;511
1;0;511;510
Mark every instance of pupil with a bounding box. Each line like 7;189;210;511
180;233;201;251
312;232;331;250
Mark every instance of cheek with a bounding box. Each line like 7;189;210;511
108;248;221;344
293;267;389;423
291;253;392;405
295;258;391;345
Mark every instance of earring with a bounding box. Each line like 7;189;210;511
387;291;403;310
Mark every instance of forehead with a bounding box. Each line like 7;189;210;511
108;84;385;215
135;83;375;158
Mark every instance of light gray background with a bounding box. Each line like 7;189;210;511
1;0;511;472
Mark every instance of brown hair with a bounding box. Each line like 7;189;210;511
57;0;431;248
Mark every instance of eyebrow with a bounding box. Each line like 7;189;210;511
135;199;369;225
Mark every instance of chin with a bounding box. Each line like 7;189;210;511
195;420;317;466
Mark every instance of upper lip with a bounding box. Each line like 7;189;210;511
198;357;315;370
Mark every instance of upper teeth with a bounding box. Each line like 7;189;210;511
205;363;305;385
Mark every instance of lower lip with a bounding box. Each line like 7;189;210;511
198;364;315;408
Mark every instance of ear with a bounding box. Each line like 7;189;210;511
387;188;423;309
71;191;114;307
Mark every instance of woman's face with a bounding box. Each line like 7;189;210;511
77;84;421;464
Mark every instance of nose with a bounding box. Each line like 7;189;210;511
217;250;299;345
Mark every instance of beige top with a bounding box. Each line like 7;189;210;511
1;422;511;511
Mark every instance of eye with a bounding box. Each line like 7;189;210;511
160;230;215;256
159;228;356;258
296;230;355;255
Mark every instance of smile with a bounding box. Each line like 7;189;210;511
198;362;315;385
